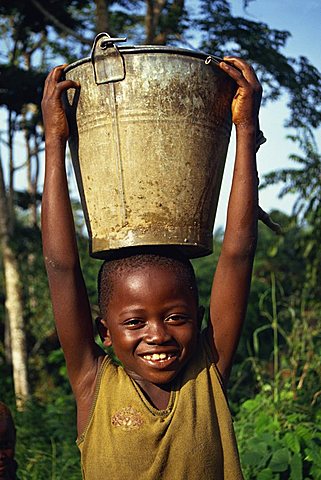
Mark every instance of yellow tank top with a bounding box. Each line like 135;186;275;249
77;332;243;479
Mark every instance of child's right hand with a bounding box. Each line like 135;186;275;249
41;65;80;144
219;57;262;130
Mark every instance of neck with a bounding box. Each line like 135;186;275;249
133;378;172;410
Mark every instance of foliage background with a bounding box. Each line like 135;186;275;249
0;1;320;479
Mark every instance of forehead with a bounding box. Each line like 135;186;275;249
114;263;189;292
108;264;196;309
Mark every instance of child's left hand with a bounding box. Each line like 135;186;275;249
41;64;80;145
219;56;262;128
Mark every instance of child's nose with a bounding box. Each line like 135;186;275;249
145;321;171;344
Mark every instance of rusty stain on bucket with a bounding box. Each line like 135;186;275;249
64;34;236;259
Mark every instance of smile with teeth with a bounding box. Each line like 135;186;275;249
142;353;176;362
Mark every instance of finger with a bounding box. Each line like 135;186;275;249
223;57;254;73
54;79;80;97
44;64;67;85
219;61;249;88
223;57;260;86
44;75;80;105
51;64;68;82
43;64;68;96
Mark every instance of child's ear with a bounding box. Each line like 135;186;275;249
95;316;112;347
197;306;205;328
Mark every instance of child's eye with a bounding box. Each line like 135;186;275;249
165;314;189;324
124;319;144;328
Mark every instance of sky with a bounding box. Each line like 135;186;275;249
201;0;321;228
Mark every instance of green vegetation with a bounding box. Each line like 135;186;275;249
1;214;320;479
14;395;80;480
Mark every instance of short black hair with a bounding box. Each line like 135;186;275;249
97;246;198;317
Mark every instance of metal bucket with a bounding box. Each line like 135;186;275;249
65;33;235;259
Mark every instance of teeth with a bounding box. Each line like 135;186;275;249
143;353;174;362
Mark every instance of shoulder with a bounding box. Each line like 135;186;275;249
184;329;226;388
198;327;219;364
75;353;115;435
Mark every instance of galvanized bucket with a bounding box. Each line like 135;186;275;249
64;33;235;259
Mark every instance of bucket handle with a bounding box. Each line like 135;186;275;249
205;55;224;66
91;32;127;84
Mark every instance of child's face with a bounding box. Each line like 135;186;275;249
102;264;200;386
0;417;15;479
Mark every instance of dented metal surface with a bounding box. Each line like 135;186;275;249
65;38;235;258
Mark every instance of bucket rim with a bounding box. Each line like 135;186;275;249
64;45;222;73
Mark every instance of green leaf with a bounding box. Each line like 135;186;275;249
296;425;311;443
284;432;301;454
259;433;275;446
256;413;274;431
269;448;290;472
268;244;279;257
305;445;321;465
242;398;261;412
257;468;273;480
242;450;265;467
290;453;303;480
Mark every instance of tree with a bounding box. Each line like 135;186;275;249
197;0;321;130
262;128;321;305
0;1;74;407
0;146;29;408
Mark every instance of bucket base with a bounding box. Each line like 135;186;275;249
90;225;213;259
91;243;212;260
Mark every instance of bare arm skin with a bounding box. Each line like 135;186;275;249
209;57;262;384
41;66;104;434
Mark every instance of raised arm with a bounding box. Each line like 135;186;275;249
41;66;103;407
209;57;262;384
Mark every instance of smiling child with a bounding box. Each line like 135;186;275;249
41;56;262;479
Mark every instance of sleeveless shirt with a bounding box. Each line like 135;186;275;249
77;333;244;479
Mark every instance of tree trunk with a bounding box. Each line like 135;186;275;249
2;243;29;408
94;0;110;34
24;117;39;227
146;0;167;43
23;53;40;229
145;0;184;45
8;110;15;228
0;134;29;409
145;0;155;44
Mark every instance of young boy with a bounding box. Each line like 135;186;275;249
41;57;262;479
0;402;18;480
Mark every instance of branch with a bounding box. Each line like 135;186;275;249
258;206;282;235
145;0;167;43
27;31;47;57
30;0;92;46
255;126;282;234
94;0;111;34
